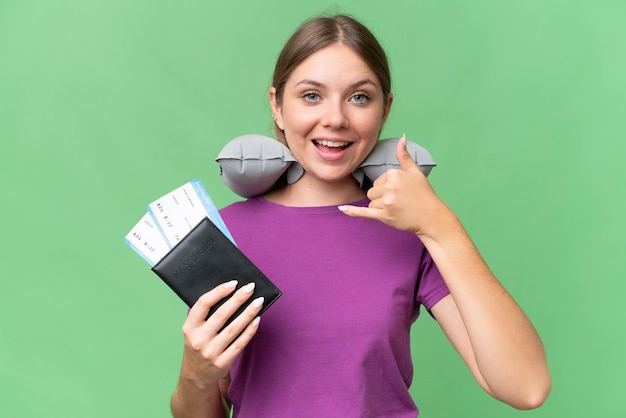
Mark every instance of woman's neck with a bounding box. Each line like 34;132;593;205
263;175;367;207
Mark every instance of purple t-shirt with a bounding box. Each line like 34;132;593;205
220;197;450;417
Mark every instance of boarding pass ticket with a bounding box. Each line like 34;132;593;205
124;179;234;265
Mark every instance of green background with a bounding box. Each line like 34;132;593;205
1;0;624;416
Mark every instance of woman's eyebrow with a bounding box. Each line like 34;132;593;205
293;79;379;89
294;79;324;88
349;79;378;89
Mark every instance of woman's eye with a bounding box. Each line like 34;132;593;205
352;94;370;104
303;92;320;102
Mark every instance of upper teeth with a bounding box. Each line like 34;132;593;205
317;139;348;147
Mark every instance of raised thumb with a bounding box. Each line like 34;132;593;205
396;134;419;171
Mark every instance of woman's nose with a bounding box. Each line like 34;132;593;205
322;101;350;129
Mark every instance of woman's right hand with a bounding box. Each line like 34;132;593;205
179;280;264;389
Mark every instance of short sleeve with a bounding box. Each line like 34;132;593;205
415;247;450;312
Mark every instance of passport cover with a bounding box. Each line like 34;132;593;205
151;216;282;327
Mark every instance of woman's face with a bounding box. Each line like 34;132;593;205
270;43;392;185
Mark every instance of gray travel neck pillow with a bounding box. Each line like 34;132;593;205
216;134;436;198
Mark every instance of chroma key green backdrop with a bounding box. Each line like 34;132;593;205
1;1;624;417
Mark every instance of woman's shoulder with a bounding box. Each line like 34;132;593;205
219;196;285;224
219;197;260;218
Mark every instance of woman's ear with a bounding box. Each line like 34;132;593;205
268;87;284;130
382;92;394;124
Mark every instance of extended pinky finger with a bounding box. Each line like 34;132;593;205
338;205;380;219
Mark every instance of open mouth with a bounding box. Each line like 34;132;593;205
313;139;352;149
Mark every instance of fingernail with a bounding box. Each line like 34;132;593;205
242;282;255;294
224;280;238;289
338;205;347;212
252;296;264;309
252;317;261;326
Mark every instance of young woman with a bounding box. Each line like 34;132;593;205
171;14;551;417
